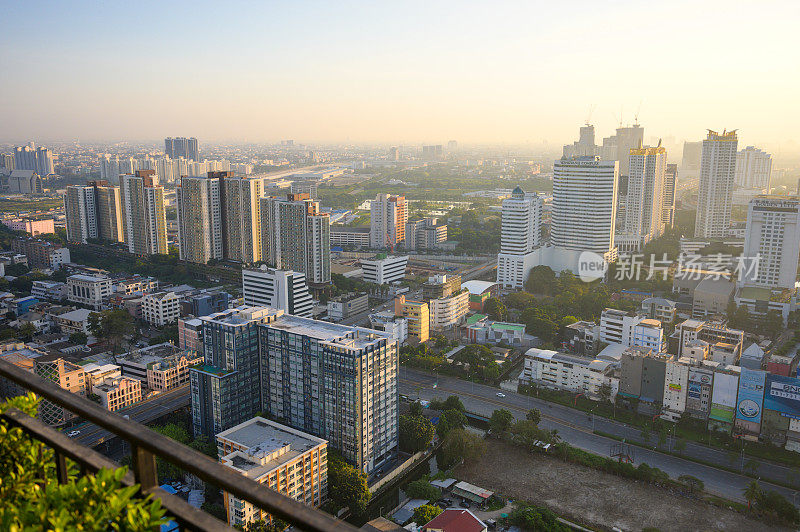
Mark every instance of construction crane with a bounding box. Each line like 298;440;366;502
633;100;643;126
585;104;596;126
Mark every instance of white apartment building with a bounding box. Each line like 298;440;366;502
662;358;690;421
599;309;664;352
141;291;181;326
695;130;738;238
370;194;408;249
31;280;67;301
176;175;223;264
429;289;469;330
739;196;800;290
550;156;619;256
621;146;667;251
520;348;618;399
66;274;111;310
496;187;543;289
735;146;772;191
361;255;408;285
121;171;168;255
241;266;313;318
368;311;408;345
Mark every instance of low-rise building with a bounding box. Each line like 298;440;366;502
67;274;112;310
92;376;142;412
2;217;55;236
178;317;203;353
462;314;537;349
460;280;498;311
641;297;677;323
217;416;328;528
113;276;159;295
180;287;230;317
563;320;602;356
31;280;67;301
368;311;408;345
734;285;796;325
422;274;462;301
53;308;94;335
692;278;735;319
9;296;39;315
329;227;370;248
599;309;665;352
520;348;618;399
117;342;202;391
429;289;469;331
361;255;408;285
10;238;70;270
141;291;181;326
395;296;429;343
405;218;448;250
327;292;369;321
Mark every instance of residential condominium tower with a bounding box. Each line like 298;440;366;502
120;170;168;255
695;129;738;238
370;194;407;249
64;180;124;244
260;193;331;284
663;163;677;229
223;174;264;264
739;196;800;290
176;174;223;264
241;266;313;318
735;146;772;191
622;145;667;251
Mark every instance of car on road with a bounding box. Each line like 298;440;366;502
496;392;506;398
67;430;80;437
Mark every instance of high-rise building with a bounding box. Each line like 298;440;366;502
118;157;138;175
563;125;599;158
695;130;738;238
551;156;619;255
496;187;543;289
261;193;331;284
389;146;400;161
739;196;800;290
190;307;279;439
176;175;223;264
223;174;264;264
98;154;120;183
13;144;54;176
0;153;14;172
405;218;447;250
165;137;199;161
681;141;703;179
241;266;313;318
120;170;168;255
65;180;124;244
190;306;398;474
663;163;677;229
421;145;443;160
370;194;407;249
622;146;667;250
613;125;644;179
735;146;772;191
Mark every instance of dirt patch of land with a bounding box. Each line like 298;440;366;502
455;439;777;532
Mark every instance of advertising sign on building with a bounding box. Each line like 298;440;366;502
709;372;738;423
735;368;766;424
686;368;713;412
764;374;800;420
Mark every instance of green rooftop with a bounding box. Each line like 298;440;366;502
490;322;525;332
466;314;488;325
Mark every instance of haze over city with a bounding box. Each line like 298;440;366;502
2;1;800;151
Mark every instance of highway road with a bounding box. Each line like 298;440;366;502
67;385;191;448
399;367;800;506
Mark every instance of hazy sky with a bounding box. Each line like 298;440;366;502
2;1;799;150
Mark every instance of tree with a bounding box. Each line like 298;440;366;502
436;409;467;438
526;408;541;425
16;322;36;341
409;401;424;416
88;309;134;361
327;454;370;515
509;503;570;531
404;479;441;502
437;428;486;470
489;409;514;435
69;331;88;345
430;395;465;412
744;480;761;510
525;265;556;295
674;438;687;455
412;504;442;525
484;298;507;321
399;414;435;453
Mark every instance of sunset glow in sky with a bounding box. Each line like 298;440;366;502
2;1;799;149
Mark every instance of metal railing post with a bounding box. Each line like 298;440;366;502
131;445;159;489
54;450;68;484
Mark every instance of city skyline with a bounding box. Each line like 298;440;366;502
2;2;800;151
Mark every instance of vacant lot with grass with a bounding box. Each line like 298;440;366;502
456;439;781;532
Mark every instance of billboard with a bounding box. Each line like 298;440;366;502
686;368;713;412
709;372;738;423
735;368;766;424
764;374;800;420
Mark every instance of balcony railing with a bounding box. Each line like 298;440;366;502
0;358;356;532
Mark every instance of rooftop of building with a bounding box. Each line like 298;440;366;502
55;308;93;322
461;280;496;295
330;226;370;233
218;417;326;480
200;306;281;327
329;292;368;303
525;348;614;371
420;508;487;532
465;314;488;326
117;342;186;366
695;278;735;296
265;313;392;350
143;291;177;300
642;297;676;308
68;274;109;283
